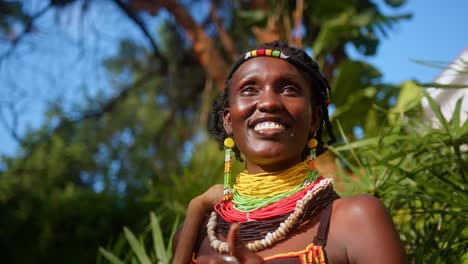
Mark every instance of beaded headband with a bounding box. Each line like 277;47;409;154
244;49;289;60
228;47;331;106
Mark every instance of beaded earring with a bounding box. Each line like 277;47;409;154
305;137;319;185
223;137;235;201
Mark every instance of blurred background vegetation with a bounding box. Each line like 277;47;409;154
0;0;466;263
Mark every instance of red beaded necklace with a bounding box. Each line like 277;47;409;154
215;177;324;222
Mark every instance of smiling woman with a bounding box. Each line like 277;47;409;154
225;56;315;173
173;41;407;264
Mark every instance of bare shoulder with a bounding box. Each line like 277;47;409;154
331;194;396;236
329;194;407;263
333;194;390;220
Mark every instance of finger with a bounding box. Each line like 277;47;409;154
227;223;246;256
227;223;265;264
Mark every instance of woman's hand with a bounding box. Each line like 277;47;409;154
198;223;264;264
227;223;264;264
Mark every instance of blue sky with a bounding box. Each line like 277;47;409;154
354;0;467;83
0;0;467;157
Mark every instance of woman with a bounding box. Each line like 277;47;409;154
173;41;406;264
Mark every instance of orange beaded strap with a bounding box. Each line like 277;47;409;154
264;242;326;264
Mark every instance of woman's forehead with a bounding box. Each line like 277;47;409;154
231;57;304;80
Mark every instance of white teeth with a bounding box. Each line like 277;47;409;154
254;122;285;131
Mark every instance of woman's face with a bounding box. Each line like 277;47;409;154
223;57;319;173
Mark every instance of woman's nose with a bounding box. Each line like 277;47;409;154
257;88;282;112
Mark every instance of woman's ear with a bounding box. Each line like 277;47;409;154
223;108;233;135
310;105;322;136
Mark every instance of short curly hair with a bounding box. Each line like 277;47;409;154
208;40;336;161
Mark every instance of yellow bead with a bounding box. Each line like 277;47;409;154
307;138;318;149
224;137;235;148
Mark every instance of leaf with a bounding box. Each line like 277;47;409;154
99;248;126;264
411;59;468;74
150;212;167;264
351;9;374;27
166;214;181;261
422;90;452;135
313;11;352;56
235;10;267;24
384;0;406;8
123;227;152;264
330;60;386;134
420;82;468;89
452;96;464;129
388;81;422;124
333;134;410;151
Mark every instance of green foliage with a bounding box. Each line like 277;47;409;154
387;81;423;125
98;212;179;264
305;0;412;57
331;89;468;263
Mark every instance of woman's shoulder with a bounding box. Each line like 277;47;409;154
331;194;394;233
333;194;388;218
328;194;407;263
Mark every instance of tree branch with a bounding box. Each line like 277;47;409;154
292;0;304;47
0;3;52;61
252;15;281;43
14;70;155;156
112;0;167;66
323;47;347;81
0;100;24;145
160;0;229;90
66;71;155;124
209;2;237;59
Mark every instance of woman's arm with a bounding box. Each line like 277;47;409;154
173;184;223;264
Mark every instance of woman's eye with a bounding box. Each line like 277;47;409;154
240;85;258;95
282;86;301;96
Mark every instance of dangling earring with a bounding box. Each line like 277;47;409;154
305;136;319;185
223;137;235;201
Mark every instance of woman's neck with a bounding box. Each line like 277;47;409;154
245;157;304;174
235;161;309;197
